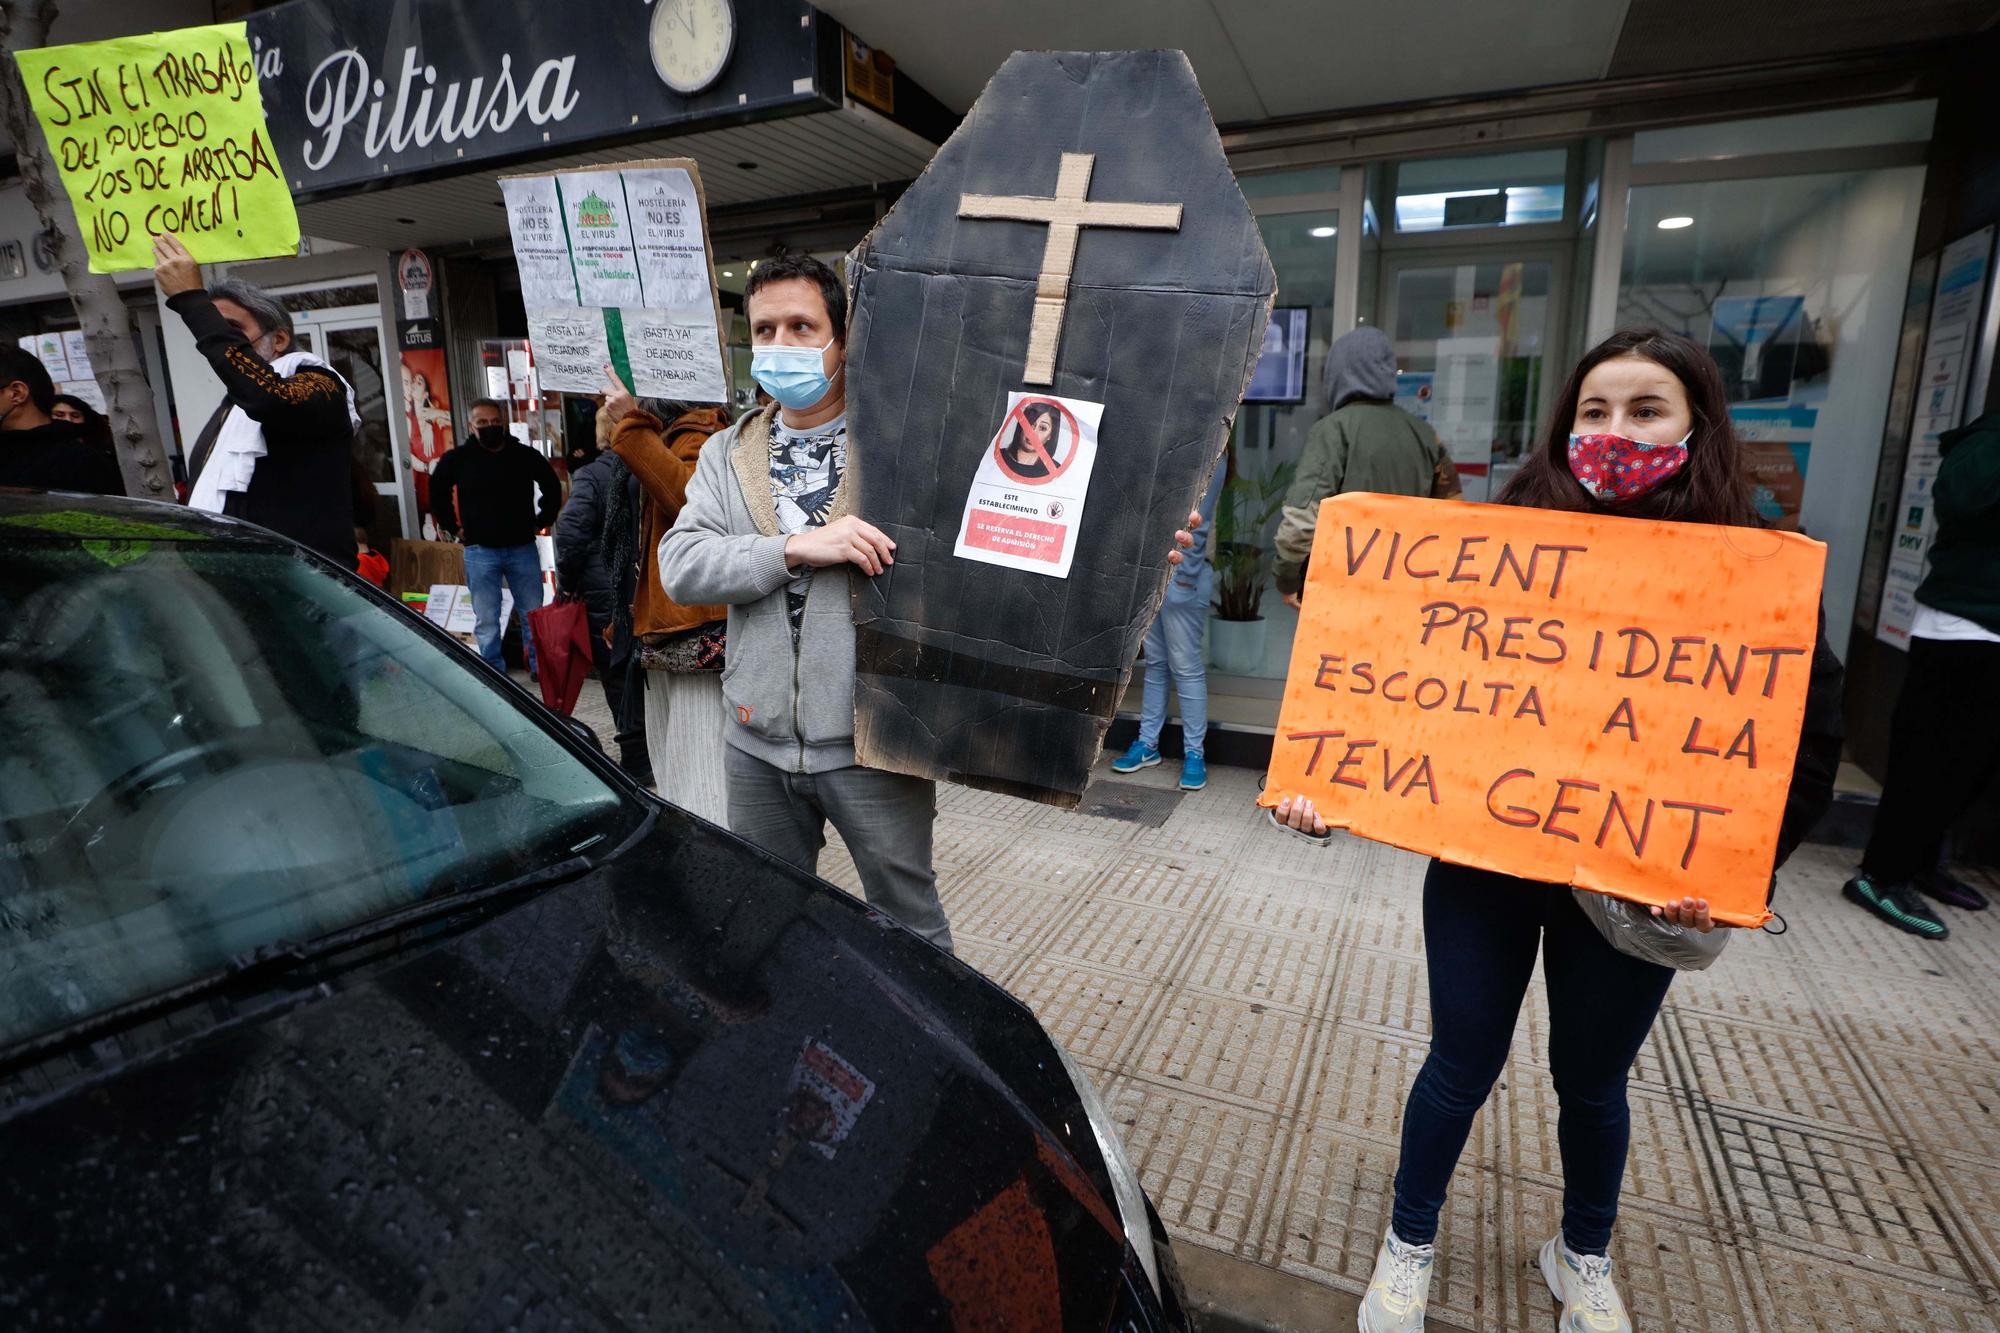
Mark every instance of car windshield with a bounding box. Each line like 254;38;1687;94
0;510;642;1049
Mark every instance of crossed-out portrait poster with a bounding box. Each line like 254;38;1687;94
954;392;1103;578
498;159;728;403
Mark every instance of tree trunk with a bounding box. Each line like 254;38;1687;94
0;0;173;499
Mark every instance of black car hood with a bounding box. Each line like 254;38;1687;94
0;806;1142;1330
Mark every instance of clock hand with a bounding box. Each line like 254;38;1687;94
678;0;695;38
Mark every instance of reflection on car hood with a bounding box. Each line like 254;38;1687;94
0;807;1143;1329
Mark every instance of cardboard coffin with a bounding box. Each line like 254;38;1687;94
845;49;1275;807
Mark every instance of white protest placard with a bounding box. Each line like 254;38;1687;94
559;170;646;308
524;307;613;396
500;158;729;405
499;176;577;308
953;392;1103;579
423;583;461;628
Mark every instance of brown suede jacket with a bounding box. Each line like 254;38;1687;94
611;405;731;638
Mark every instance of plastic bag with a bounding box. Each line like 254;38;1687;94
1570;889;1730;971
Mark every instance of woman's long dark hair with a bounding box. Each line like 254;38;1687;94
1498;328;1759;527
1009;400;1059;457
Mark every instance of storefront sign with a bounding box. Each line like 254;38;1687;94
1878;225;1995;649
247;0;824;200
16;21;300;272
397;247;433;320
501;159;728;403
1259;493;1825;928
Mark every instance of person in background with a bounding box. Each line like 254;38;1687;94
1275;325;1448;608
429;398;560;677
354;526;390;589
661;255;1202;949
1112;466;1224;790
1274;329;1843;1333
1842;407;2000;938
50;393;109;447
598;374;733;813
554;395;660;786
0;349;122;495
152;235;361;568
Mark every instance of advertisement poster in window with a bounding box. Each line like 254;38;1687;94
400;322;456;539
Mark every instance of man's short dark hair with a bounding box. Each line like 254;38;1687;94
742;253;846;338
0;345;55;413
469;398;506;417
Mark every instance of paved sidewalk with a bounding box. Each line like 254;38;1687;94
804;759;2000;1333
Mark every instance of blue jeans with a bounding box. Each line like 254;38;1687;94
1138;571;1210;752
463;543;545;674
1390;860;1675;1255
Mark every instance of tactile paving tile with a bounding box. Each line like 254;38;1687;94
951;934;1015;982
937;875;1079;953
1302;1022;1430;1141
1667;1009;1881;1132
1106;1077;1287;1256
1182;920;1332;1013
1802;966;2000;1066
1331;947;1432;1036
1092;848;1227;912
1924;1150;2000;1284
1706;1109;1981;1286
1127;798;1254;860
935;782;1045;824
1867;1046;2000;1155
1750;1242;2000;1332
980;830;1121;892
1042;896;1199;979
1212;885;1345;940
1499;1183;1760;1333
1272;1126;1498;1329
929;814;1020;873
1004;957;1166;1069
1669;954;1827;1032
1132;989;1316;1112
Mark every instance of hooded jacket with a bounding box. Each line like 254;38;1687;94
1273;327;1445;595
1914;412;2000;635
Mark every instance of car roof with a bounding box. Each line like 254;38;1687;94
0;488;289;545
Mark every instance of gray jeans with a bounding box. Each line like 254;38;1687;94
724;745;954;952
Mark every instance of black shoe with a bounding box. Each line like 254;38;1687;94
1919;867;1990;912
1843;873;1949;940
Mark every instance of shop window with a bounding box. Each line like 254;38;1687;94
1618;165;1925;652
1393;148;1567;233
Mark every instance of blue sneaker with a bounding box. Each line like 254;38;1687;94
1179;750;1208;791
1112;741;1161;773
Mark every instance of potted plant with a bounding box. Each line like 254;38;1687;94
1207;462;1294;676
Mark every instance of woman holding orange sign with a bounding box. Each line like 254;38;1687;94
1280;329;1845;1333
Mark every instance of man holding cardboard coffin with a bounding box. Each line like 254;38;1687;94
662;255;1198;951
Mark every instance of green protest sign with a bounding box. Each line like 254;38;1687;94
15;21;298;274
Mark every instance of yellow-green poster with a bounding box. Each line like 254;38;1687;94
15;21;298;274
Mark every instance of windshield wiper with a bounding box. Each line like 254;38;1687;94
0;843;618;1074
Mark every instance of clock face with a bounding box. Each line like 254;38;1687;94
650;0;735;96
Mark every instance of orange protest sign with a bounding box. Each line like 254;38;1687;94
1257;494;1825;927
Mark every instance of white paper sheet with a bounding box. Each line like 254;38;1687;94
523;307;611;394
953;392;1104;579
558;169;646;308
500;176;577;308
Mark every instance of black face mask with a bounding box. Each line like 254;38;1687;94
473;425;509;450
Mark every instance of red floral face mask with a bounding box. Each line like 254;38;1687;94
1566;431;1691;501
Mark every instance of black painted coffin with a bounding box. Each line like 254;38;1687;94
845;50;1275;808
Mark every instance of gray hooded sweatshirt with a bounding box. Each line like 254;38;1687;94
1273;326;1446;595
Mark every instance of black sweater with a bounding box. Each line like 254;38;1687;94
431;438;561;548
0;421;124;496
171;290;358;568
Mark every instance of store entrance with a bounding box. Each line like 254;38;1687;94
1376;243;1570;501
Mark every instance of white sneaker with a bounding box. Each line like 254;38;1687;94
1539;1236;1633;1332
1358;1229;1435;1333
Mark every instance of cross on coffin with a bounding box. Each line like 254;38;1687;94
958;152;1182;385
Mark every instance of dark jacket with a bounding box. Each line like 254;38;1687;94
1776;614;1845;871
1914;412;2000;635
171;290;358;569
1274;327;1445;595
553;449;636;629
430;438;560;549
0;420;124;496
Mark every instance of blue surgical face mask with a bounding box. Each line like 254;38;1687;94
751;338;839;410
